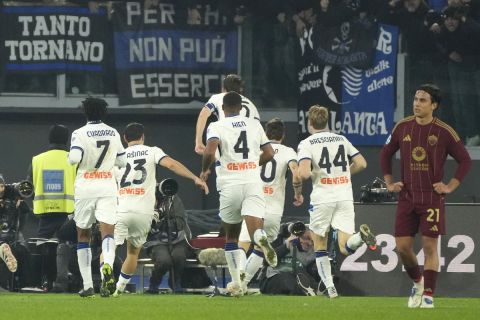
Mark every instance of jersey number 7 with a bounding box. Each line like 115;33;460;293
95;140;110;169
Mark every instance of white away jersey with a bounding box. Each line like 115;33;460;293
116;145;167;215
206;92;260;121
206;115;269;190
261;143;297;216
70;122;125;199
297;132;360;204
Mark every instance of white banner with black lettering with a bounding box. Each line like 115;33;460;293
0;5;109;73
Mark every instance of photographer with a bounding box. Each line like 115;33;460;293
144;191;189;294
0;174;32;288
257;221;319;296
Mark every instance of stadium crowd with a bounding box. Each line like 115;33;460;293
2;0;480;144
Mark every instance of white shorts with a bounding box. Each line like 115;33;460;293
239;214;282;243
115;212;153;248
309;200;355;237
74;197;117;229
219;183;265;224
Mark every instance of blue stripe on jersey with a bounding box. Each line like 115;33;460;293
252;249;264;258
315;250;328;258
298;157;311;162
215;160;221;167
207;136;219;141
117;152;125;156
260;141;271;147
287;159;297;164
350;152;360;158
77;242;90;250
225;242;239;251
206;103;216;110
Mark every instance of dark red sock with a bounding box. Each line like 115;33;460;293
405;265;422;283
423;270;437;296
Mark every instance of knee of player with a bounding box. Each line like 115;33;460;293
422;243;438;258
395;243;412;256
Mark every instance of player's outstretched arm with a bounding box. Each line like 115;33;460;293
159;157;209;195
200;138;219;182
195;106;211;155
298;159;312;181
350;153;367;175
289;161;303;206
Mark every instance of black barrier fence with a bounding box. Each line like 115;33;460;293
13;203;479;296
330;203;479;297
177;203;480;297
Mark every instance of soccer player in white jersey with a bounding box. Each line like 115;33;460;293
200;91;276;297
68;98;127;298
297;105;377;299
112;123;208;297
238;118;304;289
195;74;260;155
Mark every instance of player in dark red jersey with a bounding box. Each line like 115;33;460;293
380;84;471;309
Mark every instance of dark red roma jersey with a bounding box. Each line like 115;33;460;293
380;116;471;204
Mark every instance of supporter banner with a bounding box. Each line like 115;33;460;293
312;20;376;69
0;5;109;73
112;1;238;106
297;24;398;146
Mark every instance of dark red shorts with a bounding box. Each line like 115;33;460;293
395;198;445;238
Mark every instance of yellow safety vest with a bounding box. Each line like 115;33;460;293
32;149;76;215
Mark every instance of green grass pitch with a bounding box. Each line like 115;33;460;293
1;293;479;320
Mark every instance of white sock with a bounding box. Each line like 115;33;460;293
346;232;363;253
315;251;334;288
253;229;267;246
102;235;116;268
224;243;246;284
244;250;264;283
77;244;93;290
100;262;104;281
116;272;132;292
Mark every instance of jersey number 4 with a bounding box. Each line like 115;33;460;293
234;131;250;159
318;145;348;174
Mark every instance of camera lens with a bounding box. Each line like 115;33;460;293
288;221;306;236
